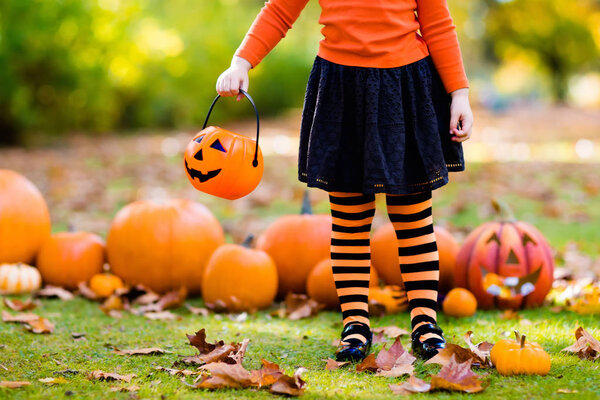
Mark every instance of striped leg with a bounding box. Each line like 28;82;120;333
385;190;444;344
329;191;376;346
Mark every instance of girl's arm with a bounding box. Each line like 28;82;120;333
415;0;469;95
234;0;311;69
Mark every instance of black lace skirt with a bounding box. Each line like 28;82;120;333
297;54;465;194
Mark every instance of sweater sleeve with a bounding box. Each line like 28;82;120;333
416;0;469;94
233;0;311;69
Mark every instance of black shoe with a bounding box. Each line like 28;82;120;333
411;323;446;360
334;322;373;362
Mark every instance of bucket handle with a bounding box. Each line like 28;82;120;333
202;89;260;168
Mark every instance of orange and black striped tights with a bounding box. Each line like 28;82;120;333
329;190;443;346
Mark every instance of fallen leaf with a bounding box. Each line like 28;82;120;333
195;362;254;389
2;311;40;323
35;286;74;301
71;332;86;341
356;337;416;376
143;311;180;320
183;329;249;365
114;347;172;356
425;342;489;369
324;358;350;371
24;317;54;334
185;303;209;316
77;282;99;300
271;293;325;320
154;366;199;377
109;385;140;392
389;375;431;395
561;326;600;361
88;370;136;383
269;367;307;396
138;287;187;313
250;359;284;387
0;381;30;388
463;331;494;368
430;354;487;393
372;326;409;338
39;377;68;385
3;298;38;311
568;288;600;315
557;388;578;393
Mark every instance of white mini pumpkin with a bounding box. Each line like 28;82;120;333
0;263;42;294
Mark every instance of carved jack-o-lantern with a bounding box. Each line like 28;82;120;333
454;200;554;310
184;90;263;200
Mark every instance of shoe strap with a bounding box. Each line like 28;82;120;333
341;322;372;341
411;323;444;341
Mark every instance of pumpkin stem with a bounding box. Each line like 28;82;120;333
514;330;521;343
242;234;254;248
300;190;312;215
520;334;526;349
491;197;516;222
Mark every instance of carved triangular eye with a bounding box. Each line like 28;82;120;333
194;135;205;144
522;232;536;246
210;138;226;152
506;248;519;264
486;232;501;244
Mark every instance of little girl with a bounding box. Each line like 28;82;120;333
216;0;473;362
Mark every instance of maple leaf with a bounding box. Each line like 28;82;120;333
278;293;325;320
88;370;136;383
3;298;38;311
2;311;40;323
269;367;307;396
183;329;249;365
138;287;188;313
324;358;350;371
356;337;416;376
430;354;487;393
24;317;54;334
77;282;99;300
561;326;600;361
463;331;494;368
113;347;172;356
250;359;285;387
389;375;431;395
195;362;254;389
425;332;493;369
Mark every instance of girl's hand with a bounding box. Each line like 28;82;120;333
216;56;252;101
449;88;473;142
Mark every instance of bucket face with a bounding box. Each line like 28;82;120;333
184;126;263;199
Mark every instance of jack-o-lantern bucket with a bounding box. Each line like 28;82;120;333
184;89;263;200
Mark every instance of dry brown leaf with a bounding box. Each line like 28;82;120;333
3;298;38;311
430;354;487;393
2;311;40;323
25;317;54;334
324;358;350;371
88;370;136;383
561;326;600;361
143;311;180;320
249;359;284;387
355;353;379;372
389;375;431;395
372;326;410;338
425;341;490;369
39;377;68;385
269;367;307;396
77;281;99;300
283;293;325;320
138;287;188;313
375;336;414;370
463;331;494;368
154;366;199;376
114;347;172;356
183;329;248;366
35;286;74;301
195;362;254;389
109;385;141;392
0;381;31;388
185;303;209;316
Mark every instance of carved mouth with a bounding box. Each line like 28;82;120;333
481;265;542;298
185;159;221;183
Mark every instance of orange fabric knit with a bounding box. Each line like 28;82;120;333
234;0;469;94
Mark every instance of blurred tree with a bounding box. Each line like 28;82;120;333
483;0;600;103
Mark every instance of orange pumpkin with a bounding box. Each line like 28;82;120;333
256;191;331;299
202;235;277;312
371;223;459;292
491;331;551;375
454;199;554;309
442;288;477;317
306;258;379;309
0;170;51;264
89;272;124;298
36;231;105;290
184;90;263;200
106;199;225;294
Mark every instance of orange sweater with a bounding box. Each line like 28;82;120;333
234;0;469;94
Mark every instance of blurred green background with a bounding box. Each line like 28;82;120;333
1;0;599;145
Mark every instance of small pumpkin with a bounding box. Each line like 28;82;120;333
306;258;379;309
89;273;124;298
442;288;477;317
0;263;42;294
491;331;551;376
256;191;331;299
106;199;225;294
36;231;105;290
202;235;278;312
0;170;51;264
371;223;459;292
368;285;408;314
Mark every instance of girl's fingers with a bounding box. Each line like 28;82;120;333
449;112;461;135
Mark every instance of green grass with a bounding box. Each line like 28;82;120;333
1;297;599;399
